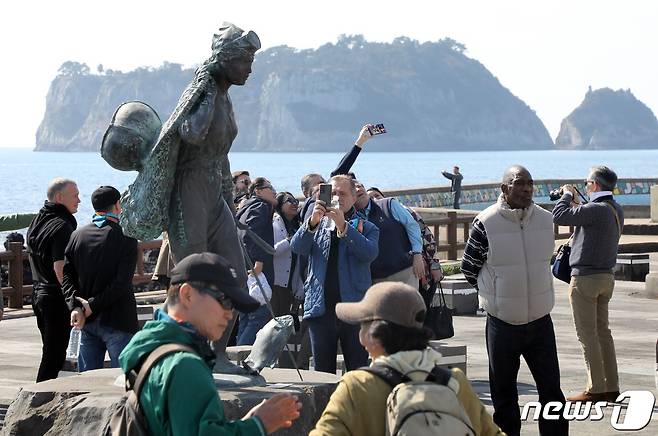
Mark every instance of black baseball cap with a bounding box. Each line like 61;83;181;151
170;252;259;312
91;186;121;211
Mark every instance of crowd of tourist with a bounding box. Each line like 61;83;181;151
0;126;625;435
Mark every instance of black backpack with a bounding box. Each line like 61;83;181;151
103;343;196;436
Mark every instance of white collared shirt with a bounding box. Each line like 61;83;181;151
589;190;613;202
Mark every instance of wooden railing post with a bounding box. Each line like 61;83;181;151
447;212;457;260
8;242;23;309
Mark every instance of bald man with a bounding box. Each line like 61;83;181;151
461;166;568;436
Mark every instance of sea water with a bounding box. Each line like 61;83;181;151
1;147;656;230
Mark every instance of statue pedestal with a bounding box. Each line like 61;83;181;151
3;368;339;435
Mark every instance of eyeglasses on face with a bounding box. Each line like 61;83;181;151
285;197;299;206
200;288;234;310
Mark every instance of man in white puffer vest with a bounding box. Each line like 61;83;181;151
461;165;568;436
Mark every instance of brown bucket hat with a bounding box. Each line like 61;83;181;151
336;282;426;329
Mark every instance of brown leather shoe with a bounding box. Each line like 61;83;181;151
605;391;621;403
566;391;608;402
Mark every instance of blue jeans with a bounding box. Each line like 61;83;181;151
237;306;271;345
79;319;133;372
486;314;568;436
307;309;368;374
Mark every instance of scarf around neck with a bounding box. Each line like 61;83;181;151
92;212;120;228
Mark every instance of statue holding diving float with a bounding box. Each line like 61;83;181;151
101;23;293;380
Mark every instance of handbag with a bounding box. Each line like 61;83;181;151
552;236;573;283
424;282;454;340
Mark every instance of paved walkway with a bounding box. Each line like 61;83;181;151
1;279;657;434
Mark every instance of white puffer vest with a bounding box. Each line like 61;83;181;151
476;196;555;325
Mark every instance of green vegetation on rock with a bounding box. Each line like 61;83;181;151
555;87;658;149
36;35;553;152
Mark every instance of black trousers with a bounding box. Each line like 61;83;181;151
486;314;569;436
307;310;368;374
32;290;70;382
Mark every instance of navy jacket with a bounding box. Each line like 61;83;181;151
237;196;275;286
291;217;379;319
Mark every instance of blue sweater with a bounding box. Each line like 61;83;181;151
291;217;379;319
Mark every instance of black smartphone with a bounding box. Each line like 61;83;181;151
318;183;332;205
368;123;387;135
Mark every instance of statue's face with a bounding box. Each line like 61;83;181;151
217;54;254;86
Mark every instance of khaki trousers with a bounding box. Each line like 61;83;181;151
372;266;418;288
569;273;619;393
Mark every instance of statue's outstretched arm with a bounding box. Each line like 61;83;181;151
178;86;217;145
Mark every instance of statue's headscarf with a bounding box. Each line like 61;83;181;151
211;22;261;62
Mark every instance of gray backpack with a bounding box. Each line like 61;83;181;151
103;343;196;436
362;364;476;436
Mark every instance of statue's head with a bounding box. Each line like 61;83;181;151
207;23;261;86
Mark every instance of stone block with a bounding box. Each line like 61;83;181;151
428;341;468;375
438;280;478;315
644;272;658;299
226;345;253;364
3;367;339;435
649;185;658;223
614;254;650;282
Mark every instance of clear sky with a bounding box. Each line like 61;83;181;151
1;0;657;148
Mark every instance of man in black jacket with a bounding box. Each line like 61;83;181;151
63;186;139;371
27;178;79;382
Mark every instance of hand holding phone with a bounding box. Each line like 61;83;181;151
318;183;332;205
367;123;386;136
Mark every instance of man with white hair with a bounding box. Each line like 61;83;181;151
27;177;80;382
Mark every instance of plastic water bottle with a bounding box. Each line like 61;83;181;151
66;328;81;361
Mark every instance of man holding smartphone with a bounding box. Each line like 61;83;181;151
290;175;379;374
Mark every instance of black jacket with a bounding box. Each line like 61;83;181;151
26;202;77;289
62;221;139;334
236;196;275;286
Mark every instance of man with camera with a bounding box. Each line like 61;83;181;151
552;166;623;403
291;175;379;374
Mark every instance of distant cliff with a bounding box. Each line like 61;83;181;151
555;87;658;150
36;35;553;152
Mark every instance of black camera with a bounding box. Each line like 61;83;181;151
549;188;563;201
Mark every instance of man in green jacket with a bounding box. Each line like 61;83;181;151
0;213;36;232
119;252;302;435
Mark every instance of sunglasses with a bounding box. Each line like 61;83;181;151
199;288;234;310
285;197;299;206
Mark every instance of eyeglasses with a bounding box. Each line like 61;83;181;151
238;179;251;185
199;288;234;310
285;197;299;206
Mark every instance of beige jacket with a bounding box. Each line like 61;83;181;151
310;348;504;436
476;196;555;325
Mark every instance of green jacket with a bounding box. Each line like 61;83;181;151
0;213;36;232
118;310;266;436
